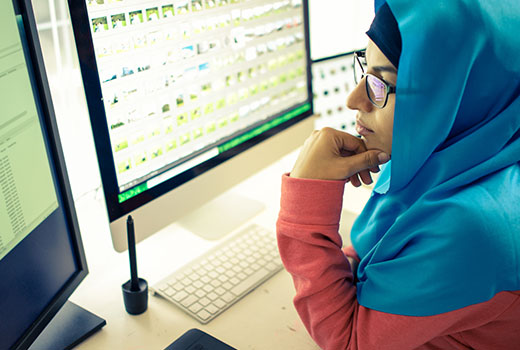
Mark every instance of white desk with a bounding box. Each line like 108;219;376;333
68;149;372;350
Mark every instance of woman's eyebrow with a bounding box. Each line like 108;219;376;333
372;65;398;75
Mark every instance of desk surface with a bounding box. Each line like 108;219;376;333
69;150;372;350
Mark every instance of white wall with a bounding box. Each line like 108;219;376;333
308;0;374;60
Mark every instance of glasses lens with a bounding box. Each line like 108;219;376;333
367;75;387;107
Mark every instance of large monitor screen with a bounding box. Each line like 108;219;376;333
72;0;313;226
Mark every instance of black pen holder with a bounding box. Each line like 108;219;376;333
122;278;148;315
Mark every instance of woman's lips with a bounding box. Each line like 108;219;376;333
355;120;374;136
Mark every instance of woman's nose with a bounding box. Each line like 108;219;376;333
346;79;373;113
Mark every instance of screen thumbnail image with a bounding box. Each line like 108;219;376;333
175;1;190;15
129;10;143;25
111;14;127;29
146;8;160;22
92;17;108;32
87;0;104;5
192;0;203;11
162;5;174;18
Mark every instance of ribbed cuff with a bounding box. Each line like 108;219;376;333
279;173;346;226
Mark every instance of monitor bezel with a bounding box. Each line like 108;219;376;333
68;0;314;223
10;0;88;348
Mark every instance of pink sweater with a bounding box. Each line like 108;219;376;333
276;174;520;350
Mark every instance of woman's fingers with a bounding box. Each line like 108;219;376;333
350;174;362;187
359;169;373;185
291;127;389;181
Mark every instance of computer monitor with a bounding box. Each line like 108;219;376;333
0;0;105;349
308;0;373;61
68;0;314;252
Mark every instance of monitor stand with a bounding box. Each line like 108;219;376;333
29;301;106;350
177;192;265;241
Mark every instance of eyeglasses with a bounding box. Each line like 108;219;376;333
353;50;396;109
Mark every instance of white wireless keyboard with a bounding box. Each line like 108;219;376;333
151;224;283;323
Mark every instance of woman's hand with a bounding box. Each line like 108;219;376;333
290;127;390;186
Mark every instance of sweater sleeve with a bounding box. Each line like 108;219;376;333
276;174;518;350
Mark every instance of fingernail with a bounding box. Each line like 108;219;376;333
378;152;390;164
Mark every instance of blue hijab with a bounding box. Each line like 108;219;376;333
350;0;520;316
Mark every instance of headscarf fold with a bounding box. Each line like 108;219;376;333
366;3;401;69
350;0;520;316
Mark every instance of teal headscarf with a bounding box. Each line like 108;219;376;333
350;0;520;316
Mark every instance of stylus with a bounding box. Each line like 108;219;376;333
127;215;139;291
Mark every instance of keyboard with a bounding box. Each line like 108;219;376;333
151;224;283;324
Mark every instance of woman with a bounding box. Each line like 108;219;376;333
277;1;520;349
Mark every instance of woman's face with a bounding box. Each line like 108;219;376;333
347;39;397;156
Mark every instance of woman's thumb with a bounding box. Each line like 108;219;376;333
342;150;390;176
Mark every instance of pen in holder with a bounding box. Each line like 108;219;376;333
122;215;148;315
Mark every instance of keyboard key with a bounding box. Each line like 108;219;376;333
189;302;203;313
158;283;170;291
181;295;198;308
266;262;279;271
197;310;212;321
173;290;188;302
210;280;220;287
207;292;218;301
231;268;270;296
222;292;234;303
213;298;226;308
199;297;211;306
189;272;200;281
206;304;219;314
218;275;228;283
163;287;176;297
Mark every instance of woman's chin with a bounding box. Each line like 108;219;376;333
362;137;391;155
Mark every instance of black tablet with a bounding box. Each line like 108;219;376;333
165;329;236;350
